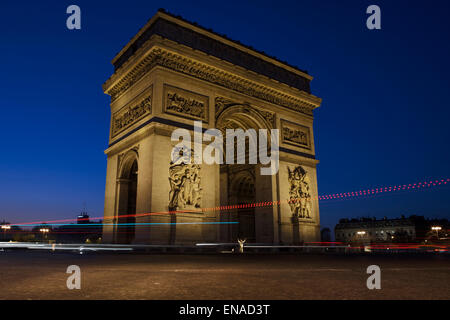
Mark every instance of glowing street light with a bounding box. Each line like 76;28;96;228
357;231;366;236
431;226;442;238
1;224;11;241
39;228;50;240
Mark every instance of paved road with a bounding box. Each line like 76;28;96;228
0;251;449;299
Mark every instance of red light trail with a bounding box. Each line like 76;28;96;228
318;178;449;201
4;177;449;227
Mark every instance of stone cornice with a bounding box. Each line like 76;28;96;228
279;149;319;166
111;10;313;86
104;47;321;116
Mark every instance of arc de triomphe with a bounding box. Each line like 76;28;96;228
102;10;322;244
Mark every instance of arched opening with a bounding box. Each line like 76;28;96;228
217;104;273;243
116;155;138;244
231;170;256;242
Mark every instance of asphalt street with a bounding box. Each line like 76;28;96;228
1;251;449;300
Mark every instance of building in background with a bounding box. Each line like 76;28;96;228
77;211;90;224
0;212;103;243
56;212;102;243
1;221;21;242
335;215;449;244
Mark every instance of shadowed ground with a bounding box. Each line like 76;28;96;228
1;251;449;300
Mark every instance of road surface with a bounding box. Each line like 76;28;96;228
1;251;449;299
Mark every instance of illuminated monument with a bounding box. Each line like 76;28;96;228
102;10;322;244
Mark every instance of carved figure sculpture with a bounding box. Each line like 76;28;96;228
169;149;202;211
288;166;312;218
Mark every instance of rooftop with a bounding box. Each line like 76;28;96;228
110;9;313;93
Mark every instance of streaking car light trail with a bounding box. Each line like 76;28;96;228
5;177;449;227
2;221;239;227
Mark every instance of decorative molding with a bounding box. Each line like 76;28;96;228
106;48;318;116
116;145;139;179
163;84;208;121
215;96;275;129
215;96;238;117
281;119;311;150
111;91;152;137
259;110;275;127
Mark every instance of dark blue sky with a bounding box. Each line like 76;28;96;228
1;0;449;232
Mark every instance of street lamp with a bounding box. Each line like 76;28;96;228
356;231;367;251
1;225;11;241
431;226;442;239
39;228;50;240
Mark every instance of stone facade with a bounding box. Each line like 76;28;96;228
335;218;417;243
102;10;322;244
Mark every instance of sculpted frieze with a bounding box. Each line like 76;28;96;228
281;120;311;150
106;49;317;116
164;85;208;121
112;93;152;137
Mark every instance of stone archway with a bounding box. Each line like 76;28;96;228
116;150;138;244
216;103;275;243
229;169;256;242
216;104;273;134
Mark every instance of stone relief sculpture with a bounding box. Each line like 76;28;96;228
168;149;202;211
288;166;312;219
215;96;274;128
281;120;311;149
164;85;208;121
166;92;205;119
112;94;152;136
215;97;231;116
106;49;319;116
283;127;308;146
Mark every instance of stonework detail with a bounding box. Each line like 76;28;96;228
281;120;311;149
105;48;318;116
168;150;202;211
259;110;275;126
164;85;208;121
112;93;152;137
117;145;139;171
215;96;275;128
103;12;322;244
287;166;312;219
215;96;238;116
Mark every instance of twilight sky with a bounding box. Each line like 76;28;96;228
0;0;449;233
